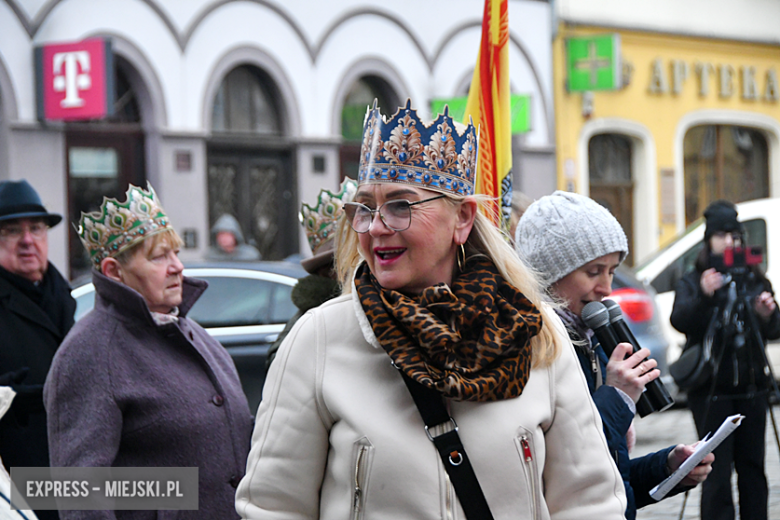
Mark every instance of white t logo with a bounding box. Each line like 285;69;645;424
52;51;91;108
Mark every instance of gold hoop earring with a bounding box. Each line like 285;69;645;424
457;244;466;272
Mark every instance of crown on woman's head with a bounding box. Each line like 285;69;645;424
300;178;357;254
358;99;478;196
77;183;172;268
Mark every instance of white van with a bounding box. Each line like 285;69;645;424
635;197;780;381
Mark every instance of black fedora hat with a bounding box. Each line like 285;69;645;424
0;180;62;227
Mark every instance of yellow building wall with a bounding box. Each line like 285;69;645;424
554;24;780;252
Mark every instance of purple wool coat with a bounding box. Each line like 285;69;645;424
44;271;254;520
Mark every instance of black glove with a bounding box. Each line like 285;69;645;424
0;367;29;387
9;383;45;426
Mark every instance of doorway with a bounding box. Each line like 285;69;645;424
207;149;296;260
589;133;635;265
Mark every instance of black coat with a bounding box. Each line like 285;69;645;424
573;334;674;520
671;269;780;393
0;263;75;471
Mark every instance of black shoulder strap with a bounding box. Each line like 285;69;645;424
399;373;495;520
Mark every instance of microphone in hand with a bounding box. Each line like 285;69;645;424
582;301;674;417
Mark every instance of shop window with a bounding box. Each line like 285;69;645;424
340;76;398;180
66;59;145;279
211;66;281;134
683;125;769;225
589;133;635;265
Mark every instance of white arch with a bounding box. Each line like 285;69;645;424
579;118;659;262
674;110;780;233
314;14;428;133
0;53;17;180
200;45;301;138
33;0;180;127
329;56;410;135
102;33;168;131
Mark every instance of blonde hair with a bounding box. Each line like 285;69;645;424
335;193;560;368
111;228;184;269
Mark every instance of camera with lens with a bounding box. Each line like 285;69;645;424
710;245;763;278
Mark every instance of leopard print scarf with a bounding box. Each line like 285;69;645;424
355;256;543;401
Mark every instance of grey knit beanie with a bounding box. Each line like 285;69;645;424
514;191;628;286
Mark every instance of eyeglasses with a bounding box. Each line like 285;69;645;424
0;221;49;241
712;231;740;240
344;194;446;233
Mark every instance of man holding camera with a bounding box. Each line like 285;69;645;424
672;200;780;520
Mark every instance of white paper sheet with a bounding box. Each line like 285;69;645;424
649;413;744;501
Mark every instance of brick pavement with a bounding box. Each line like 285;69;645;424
632;404;780;520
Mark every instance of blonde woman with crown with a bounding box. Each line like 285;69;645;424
235;101;626;519
44;184;253;520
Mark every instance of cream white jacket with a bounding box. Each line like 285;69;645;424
236;293;626;520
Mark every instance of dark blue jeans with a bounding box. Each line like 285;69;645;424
688;389;768;520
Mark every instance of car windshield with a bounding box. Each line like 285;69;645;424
187;276;297;328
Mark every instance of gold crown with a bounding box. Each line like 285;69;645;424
300;178;357;254
77;183;171;268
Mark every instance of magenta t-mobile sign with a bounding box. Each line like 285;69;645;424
35;38;114;121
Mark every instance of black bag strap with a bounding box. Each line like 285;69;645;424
399;372;495;520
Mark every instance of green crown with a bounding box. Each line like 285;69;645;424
77;183;171;268
300;178;357;254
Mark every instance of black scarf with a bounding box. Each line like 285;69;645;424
0;263;75;337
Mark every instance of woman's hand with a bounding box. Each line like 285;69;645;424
667;443;714;487
700;268;725;297
754;291;777;321
604;343;659;403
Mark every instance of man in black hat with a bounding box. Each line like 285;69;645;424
0;180;75;520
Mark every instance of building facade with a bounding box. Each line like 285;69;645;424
554;0;780;265
0;0;555;279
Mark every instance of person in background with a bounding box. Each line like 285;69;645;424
44;184;253;520
0;180;74;520
266;178;357;369
508;190;533;244
671;200;780;520
515;190;713;520
205;214;261;261
236;101;628;519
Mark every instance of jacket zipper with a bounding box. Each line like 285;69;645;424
520;436;538;519
352;445;369;520
444;471;454;520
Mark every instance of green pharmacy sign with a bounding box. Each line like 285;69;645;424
430;94;531;134
566;34;622;92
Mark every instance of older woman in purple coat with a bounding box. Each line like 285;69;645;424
44;184;253;520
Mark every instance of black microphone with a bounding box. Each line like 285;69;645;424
581;301;620;357
603;299;675;416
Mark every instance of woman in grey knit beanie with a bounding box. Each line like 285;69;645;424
515;191;713;520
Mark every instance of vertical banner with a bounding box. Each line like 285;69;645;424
463;0;512;230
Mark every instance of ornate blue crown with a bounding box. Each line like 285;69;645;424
358;100;478;196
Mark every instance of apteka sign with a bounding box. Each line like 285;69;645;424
35;38;114;121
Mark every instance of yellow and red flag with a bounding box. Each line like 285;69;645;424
463;0;512;229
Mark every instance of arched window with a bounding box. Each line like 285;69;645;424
683;125;769;225
207;65;295;261
211;65;281;134
340;76;399;179
589;133;635;264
